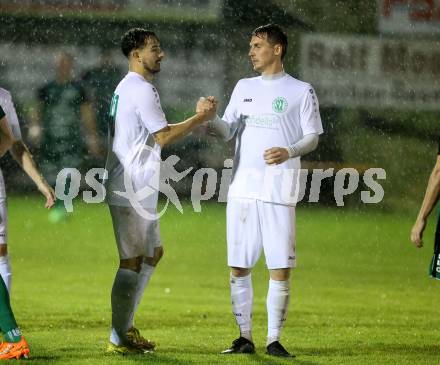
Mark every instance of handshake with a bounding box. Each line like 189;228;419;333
196;96;218;122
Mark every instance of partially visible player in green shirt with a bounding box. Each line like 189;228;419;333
28;51;102;220
81;48;123;158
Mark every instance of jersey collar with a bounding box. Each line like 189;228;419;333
127;71;150;83
261;71;286;81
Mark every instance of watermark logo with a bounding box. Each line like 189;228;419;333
272;97;288;113
54;151;387;219
108;145;192;220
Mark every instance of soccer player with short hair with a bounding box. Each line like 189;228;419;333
0;87;55;293
105;28;216;354
208;24;323;357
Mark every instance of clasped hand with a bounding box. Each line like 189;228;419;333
196;96;218;121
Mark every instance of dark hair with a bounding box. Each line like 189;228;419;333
252;24;288;60
121;28;157;58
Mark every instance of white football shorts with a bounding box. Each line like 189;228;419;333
0;170;7;244
109;205;161;260
227;198;296;269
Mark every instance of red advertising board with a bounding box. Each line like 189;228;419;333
379;0;440;33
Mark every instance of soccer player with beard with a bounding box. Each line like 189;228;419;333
105;28;216;354
208;24;323;357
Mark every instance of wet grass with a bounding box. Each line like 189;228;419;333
6;196;439;364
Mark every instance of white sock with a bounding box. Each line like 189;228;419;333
267;279;290;345
0;255;12;293
128;263;155;328
110;268;139;345
230;273;253;342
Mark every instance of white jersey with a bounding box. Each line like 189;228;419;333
0;88;22;141
223;72;323;206
105;72;168;208
0;88;22;200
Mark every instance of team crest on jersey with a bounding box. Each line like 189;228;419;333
272;97;288;113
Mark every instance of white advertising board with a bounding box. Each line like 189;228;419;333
300;33;440;110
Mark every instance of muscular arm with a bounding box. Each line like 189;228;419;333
154;113;209;148
10;140;55;208
411;155;440;248
154;97;216;148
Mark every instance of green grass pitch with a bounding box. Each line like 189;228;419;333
6;196;440;364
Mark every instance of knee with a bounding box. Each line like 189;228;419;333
230;267;251;277
0;244;7;256
156;246;164;262
269;268;290;281
144;246;164;267
119;256;143;273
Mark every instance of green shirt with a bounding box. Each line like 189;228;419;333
82;65;122;140
38;80;87;166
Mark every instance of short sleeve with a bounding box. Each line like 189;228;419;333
300;86;323;136
134;85;168;134
0;92;21;140
222;81;241;125
2;95;21;140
